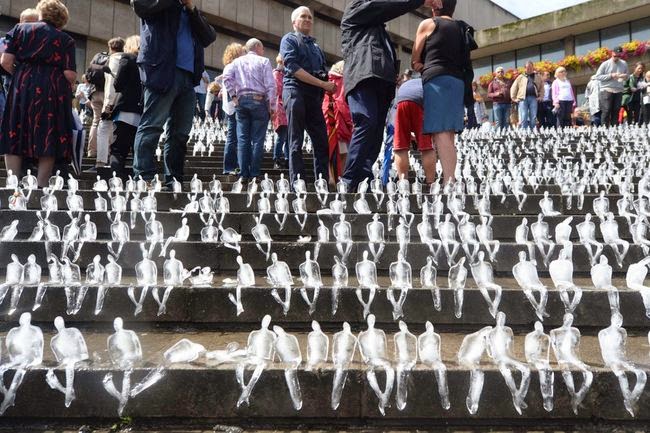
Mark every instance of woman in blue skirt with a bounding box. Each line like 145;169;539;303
411;0;466;185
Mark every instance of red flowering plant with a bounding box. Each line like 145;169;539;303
581;47;611;69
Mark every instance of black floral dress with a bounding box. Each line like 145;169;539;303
0;21;76;159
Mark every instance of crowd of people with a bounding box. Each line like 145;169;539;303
0;0;648;190
485;47;650;130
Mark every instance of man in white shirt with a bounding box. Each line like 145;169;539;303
194;69;210;120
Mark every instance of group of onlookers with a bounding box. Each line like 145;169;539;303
485;46;650;130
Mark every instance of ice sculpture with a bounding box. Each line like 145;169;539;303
591;255;620;312
476;216;500;262
387;251;412;320
549;249;583;313
458;326;492;414
331;256;348;315
626;257;650;318
273;326;303;410
421;256;441;312
367;214;385;262
531;214;555;267
266;253;293;315
331;322;357;410
598;312;646;416
356;251;378;318
236;315;276;408
306;321;328;371
601;212;629;267
524;321;554;412
448;257;467;319
393;321;417;411
577;213;603;266
46;316;89;407
131;244;158;316
550;313;593;414
334;214;353;264
512;251;549;320
230;256;254;316
486;312;530;414
299;251;322;316
358;315;395;415
417;322;450;409
470;252;502;318
439;214;460;266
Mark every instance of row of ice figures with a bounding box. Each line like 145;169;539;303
6;234;650;327
0;311;647;419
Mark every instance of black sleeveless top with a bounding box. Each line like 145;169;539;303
421;17;464;83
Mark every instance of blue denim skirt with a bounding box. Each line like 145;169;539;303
423;75;464;134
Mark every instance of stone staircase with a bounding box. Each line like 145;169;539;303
0;123;649;432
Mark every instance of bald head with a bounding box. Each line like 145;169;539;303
245;38;264;55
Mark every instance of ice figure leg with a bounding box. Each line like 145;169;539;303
0;284;10;306
466;369;484;415
46;366;77;407
283;367;303;410
300;287;320;316
151;286;173;316
431;287;441;312
337;241;352;264
271;286;292;316
0;368;25;415
8;285;23;315
479;284;501;318
523;288;548;320
95;286;108;315
536;365;555;412
236;362;266;408
386;288;408;320
558;283;583;313
331;367;349;410
431;362;450;410
130;365;165;397
369;242;385;263
331;287;339;316
366;363;395;416
453;287;464;318
356;288;376;318
127;286;149;316
32;284;46;311
228;286;244;316
634;286;650;318
498;361;530;414
395;364;414;411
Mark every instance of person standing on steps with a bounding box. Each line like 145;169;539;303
131;0;216;190
280;6;334;188
222;38;276;183
594;46;628;127
340;0;435;191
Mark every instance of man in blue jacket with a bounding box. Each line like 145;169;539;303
340;0;433;190
131;0;216;189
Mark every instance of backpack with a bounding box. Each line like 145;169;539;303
86;52;109;90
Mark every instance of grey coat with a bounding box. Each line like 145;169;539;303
341;0;424;97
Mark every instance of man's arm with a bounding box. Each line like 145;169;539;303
594;61;613;82
510;76;519;102
131;0;176;18
342;0;426;28
187;5;217;48
280;34;335;92
263;60;277;112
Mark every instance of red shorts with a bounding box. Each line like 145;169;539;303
393;100;432;151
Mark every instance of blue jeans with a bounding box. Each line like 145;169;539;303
343;78;393;189
224;112;238;173
133;68;195;186
518;96;538;129
274;125;288;161
493;102;511;130
283;87;329;187
235;95;270;178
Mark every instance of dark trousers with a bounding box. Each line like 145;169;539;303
283;87;329;187
110;120;137;172
599;91;623;126
556;100;573;128
465;102;477;129
196;92;206;120
538;100;555;128
343;78;394;189
627;99;641;124
644;104;650;124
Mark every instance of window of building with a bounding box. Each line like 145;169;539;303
493;51;515;71
516;46;540;67
575;85;586;107
632;17;650;42
575;31;599;56
472;57;492;78
541;41;565;62
600;23;630;49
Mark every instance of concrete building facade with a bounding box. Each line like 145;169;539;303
472;0;650;105
0;0;515;78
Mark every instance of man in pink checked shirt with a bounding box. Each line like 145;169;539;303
222;38;276;182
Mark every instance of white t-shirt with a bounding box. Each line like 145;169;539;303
194;70;210;94
557;79;573;102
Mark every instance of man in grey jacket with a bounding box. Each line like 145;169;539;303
594;47;628;127
341;0;434;190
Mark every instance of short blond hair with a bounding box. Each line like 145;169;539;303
36;0;69;29
19;8;39;23
124;35;140;55
222;43;244;66
555;66;566;76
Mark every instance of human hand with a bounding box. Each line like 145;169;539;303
180;0;194;9
412;62;424;73
323;81;337;94
231;96;238;107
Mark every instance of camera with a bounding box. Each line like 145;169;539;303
313;71;328;81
